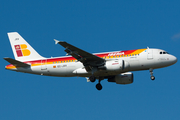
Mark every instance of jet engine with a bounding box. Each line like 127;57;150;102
105;60;123;71
108;72;133;84
105;60;129;71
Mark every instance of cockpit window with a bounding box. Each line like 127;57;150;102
160;51;169;54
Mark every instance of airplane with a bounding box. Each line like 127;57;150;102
4;32;177;90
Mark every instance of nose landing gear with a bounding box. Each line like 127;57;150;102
149;68;155;80
151;76;155;80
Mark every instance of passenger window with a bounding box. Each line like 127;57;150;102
160;52;162;54
163;52;166;54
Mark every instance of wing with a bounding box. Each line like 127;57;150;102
54;40;105;67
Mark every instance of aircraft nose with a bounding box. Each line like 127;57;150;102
170;55;177;65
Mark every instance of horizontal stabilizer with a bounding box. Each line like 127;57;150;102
4;57;30;67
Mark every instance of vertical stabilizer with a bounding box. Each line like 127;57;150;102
7;32;44;61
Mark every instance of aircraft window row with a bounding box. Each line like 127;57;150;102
52;54;140;64
160;52;169;54
101;54;139;59
53;60;76;64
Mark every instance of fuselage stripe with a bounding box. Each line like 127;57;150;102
6;49;146;69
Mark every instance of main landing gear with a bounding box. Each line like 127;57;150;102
149;68;155;80
89;75;103;91
96;82;102;90
89;75;96;82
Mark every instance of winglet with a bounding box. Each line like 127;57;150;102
54;39;60;44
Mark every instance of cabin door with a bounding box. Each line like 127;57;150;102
41;59;47;70
147;49;153;60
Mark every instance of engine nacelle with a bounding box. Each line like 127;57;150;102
105;60;130;71
105;60;123;71
108;72;133;84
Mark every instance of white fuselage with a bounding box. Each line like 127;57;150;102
5;32;177;90
8;48;177;78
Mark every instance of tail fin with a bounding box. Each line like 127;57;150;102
7;32;44;61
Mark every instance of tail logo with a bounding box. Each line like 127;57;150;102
14;44;31;57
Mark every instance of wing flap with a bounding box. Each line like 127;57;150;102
4;57;30;67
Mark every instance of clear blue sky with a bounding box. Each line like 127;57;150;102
1;0;180;120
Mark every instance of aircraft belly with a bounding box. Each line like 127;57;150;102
139;57;157;69
76;71;122;77
128;58;140;71
47;63;83;77
31;66;50;75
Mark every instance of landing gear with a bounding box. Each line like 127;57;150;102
89;75;103;90
89;67;97;82
95;78;103;90
96;83;102;90
149;68;155;80
151;76;155;80
89;75;96;82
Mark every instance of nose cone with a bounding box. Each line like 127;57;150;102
170;55;177;65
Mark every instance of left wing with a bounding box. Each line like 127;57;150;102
54;40;105;67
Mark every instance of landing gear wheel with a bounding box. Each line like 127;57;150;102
151;76;155;80
149;68;155;80
89;75;96;82
96;83;102;90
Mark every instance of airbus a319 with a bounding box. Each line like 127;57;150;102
4;32;177;90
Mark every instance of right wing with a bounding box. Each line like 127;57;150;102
54;40;105;67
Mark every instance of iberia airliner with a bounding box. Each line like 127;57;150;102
4;32;177;90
